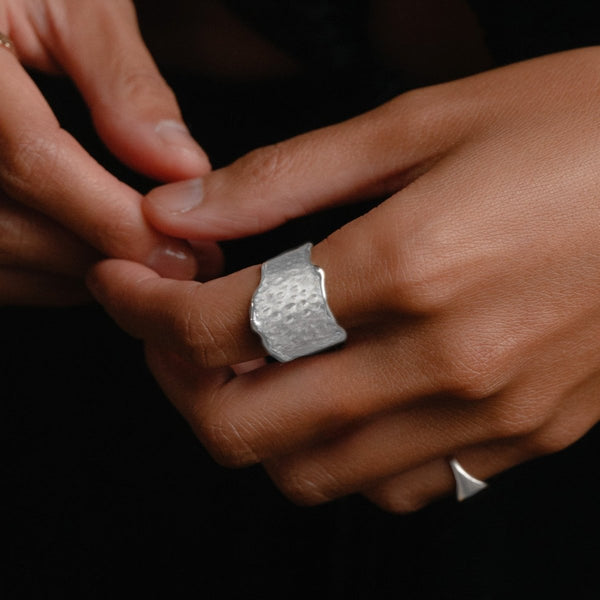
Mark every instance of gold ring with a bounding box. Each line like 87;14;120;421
0;32;16;55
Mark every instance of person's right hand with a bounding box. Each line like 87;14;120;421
0;0;213;306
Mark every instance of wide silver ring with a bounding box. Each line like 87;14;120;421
449;458;488;502
250;242;347;362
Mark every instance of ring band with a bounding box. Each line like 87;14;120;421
449;458;488;501
0;32;16;55
250;242;347;362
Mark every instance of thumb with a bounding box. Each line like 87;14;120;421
47;0;210;181
141;90;459;240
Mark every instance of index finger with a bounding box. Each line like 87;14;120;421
0;51;197;279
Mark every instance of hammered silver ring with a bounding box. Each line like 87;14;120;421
250;243;347;362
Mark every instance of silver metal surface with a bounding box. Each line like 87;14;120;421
250;243;347;362
449;458;488;502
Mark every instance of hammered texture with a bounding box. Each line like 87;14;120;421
250;243;347;362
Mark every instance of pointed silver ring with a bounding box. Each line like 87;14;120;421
449;458;488;501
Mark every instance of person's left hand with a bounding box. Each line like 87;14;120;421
88;48;600;512
0;0;223;306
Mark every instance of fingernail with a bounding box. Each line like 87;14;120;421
146;178;204;214
146;242;198;280
189;240;225;281
155;119;207;163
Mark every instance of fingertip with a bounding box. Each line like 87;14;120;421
146;178;205;215
145;240;199;280
145;343;199;392
154;120;212;179
143;178;208;238
95;113;211;182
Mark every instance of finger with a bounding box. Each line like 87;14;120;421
88;259;447;460
0;195;98;276
171;332;449;468
87;199;415;368
0;267;90;307
87;258;264;362
144;327;592;512
0;51;197;279
144;343;232;408
270;373;600;507
45;0;210;181
262;397;501;505
147;337;264;383
142;86;463;240
141;313;600;508
363;442;514;513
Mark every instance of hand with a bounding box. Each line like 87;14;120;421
89;48;600;511
0;0;214;306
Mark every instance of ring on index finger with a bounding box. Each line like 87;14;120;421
0;32;16;55
250;242;347;362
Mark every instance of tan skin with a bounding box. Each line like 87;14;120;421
89;47;600;512
0;0;215;306
4;1;599;511
0;0;483;305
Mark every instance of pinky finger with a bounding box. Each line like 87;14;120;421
362;440;527;514
364;381;600;514
0;267;91;307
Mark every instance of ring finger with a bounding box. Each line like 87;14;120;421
363;382;600;512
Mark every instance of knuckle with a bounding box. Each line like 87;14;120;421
525;423;580;457
374;495;422;515
391;83;471;144
391;257;450;314
367;487;430;515
486;396;552;440
195;411;260;468
268;460;338;506
92;202;140;255
436;337;511;401
390;86;454;143
119;68;175;106
446;362;501;401
393;87;441;127
385;226;460;315
0;133;60;197
173;293;235;368
236;142;292;191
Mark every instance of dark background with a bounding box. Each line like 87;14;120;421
2;2;599;597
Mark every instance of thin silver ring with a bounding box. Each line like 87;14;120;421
449;458;488;501
0;32;16;55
